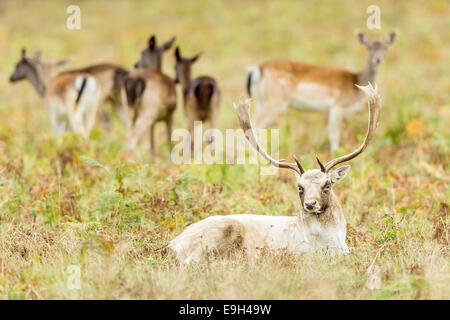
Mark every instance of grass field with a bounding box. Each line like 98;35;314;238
0;0;449;299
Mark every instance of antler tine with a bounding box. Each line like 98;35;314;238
316;155;326;172
293;155;305;174
233;99;301;174
324;83;382;172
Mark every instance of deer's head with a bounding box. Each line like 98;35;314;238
10;48;42;82
357;31;397;67
10;48;69;97
134;35;175;70
234;83;381;215
174;47;201;85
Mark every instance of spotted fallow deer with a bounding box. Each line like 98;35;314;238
247;31;396;151
174;47;221;146
169;83;381;264
9;48;102;137
61;63;130;129
123;36;177;156
10;48;130;135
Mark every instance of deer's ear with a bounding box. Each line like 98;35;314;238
357;31;369;46
191;52;201;63
294;171;302;183
161;36;175;51
148;35;156;50
175;47;181;61
31;50;41;61
330;165;350;184
385;30;397;46
55;57;71;68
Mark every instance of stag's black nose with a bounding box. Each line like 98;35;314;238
305;201;317;210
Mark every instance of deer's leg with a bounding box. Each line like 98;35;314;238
127;108;158;156
67;105;87;137
166;112;174;152
328;106;344;152
186;112;197;152
205;100;220;144
84;93;102;136
149;122;155;156
118;90;132;129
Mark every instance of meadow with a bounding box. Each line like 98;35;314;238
0;0;448;299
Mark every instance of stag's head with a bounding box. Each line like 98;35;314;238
357;30;397;67
134;35;175;70
234;83;381;215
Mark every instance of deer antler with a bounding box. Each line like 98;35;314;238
321;83;382;173
233;99;303;174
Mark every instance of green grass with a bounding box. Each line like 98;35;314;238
0;0;448;299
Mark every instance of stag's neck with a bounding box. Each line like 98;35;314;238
298;192;347;252
356;58;378;87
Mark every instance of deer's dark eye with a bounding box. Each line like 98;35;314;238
322;182;331;194
298;185;304;195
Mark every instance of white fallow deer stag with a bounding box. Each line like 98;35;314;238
169;83;381;264
123;35;177;157
247;31;396;151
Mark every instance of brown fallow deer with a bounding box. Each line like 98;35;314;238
61;64;130;129
247;31;396;151
169;83;381;264
123;35;177;156
9;48;130;136
174;47;221;148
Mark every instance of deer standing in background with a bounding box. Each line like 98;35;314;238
169;84;381;264
61;64;130;129
247;31;396;151
174;47;221;148
123;35;177;156
134;35;175;70
9;48;102;137
9;48;130;134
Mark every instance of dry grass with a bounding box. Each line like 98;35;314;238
0;0;449;299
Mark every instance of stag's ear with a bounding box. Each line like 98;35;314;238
191;52;201;63
330;165;350;184
385;30;397;46
294;171;302;183
161;36;175;51
149;35;156;50
356;31;370;46
175;47;181;61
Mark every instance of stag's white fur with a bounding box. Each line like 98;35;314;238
169;84;381;264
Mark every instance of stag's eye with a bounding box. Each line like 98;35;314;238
322;182;331;194
298;185;304;195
